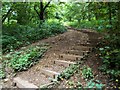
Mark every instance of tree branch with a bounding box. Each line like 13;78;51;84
2;8;12;23
34;5;40;17
43;0;52;11
2;3;16;23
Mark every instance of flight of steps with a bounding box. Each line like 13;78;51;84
13;45;92;89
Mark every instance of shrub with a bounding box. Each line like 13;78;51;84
98;33;120;79
2;20;67;53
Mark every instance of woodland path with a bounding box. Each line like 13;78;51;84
2;29;110;89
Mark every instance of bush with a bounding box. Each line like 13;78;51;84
98;33;120;79
2;20;67;53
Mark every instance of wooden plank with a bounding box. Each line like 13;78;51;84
40;82;54;88
41;69;60;79
54;60;76;67
59;54;83;61
71;46;92;51
77;43;91;46
65;50;85;55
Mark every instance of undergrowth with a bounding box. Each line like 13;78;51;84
0;69;6;79
2;43;49;72
2;20;67;53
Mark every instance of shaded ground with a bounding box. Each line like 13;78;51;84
16;29;89;86
1;29;112;88
56;29;113;88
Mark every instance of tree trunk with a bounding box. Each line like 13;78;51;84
34;0;52;21
40;0;44;21
2;8;12;23
108;2;112;26
88;3;91;21
118;2;120;30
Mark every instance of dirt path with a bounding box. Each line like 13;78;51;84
2;29;110;88
16;29;89;86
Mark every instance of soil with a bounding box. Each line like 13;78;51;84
56;29;113;88
1;28;113;88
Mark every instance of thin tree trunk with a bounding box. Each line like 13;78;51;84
39;0;52;21
2;8;12;23
108;2;112;26
118;2;120;30
40;0;44;20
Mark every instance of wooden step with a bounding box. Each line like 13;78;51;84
54;60;76;67
13;77;38;89
71;46;92;51
65;50;86;56
65;50;88;55
41;69;60;79
77;43;91;46
59;54;83;61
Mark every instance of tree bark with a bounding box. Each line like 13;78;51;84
34;0;52;21
40;0;44;20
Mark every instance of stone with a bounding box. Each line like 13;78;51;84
4;78;9;82
13;77;38;89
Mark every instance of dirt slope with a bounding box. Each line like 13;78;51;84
2;29;111;88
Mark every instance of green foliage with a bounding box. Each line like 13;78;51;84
98;33;120;78
58;64;79;80
81;66;93;80
0;69;6;79
63;2;118;32
48;20;67;35
66;81;83;88
86;79;104;89
8;44;48;71
2;20;67;53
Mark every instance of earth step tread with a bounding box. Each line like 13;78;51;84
77;43;91;46
70;46;92;51
41;69;60;79
44;64;65;73
54;60;76;67
65;50;89;55
59;54;83;61
13;77;38;89
40;82;55;88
